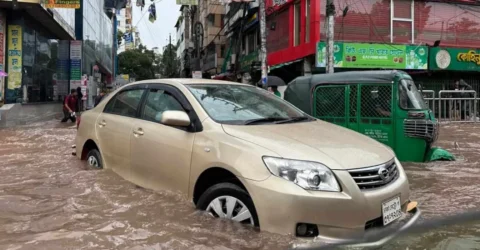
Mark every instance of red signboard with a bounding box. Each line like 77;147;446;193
265;0;294;16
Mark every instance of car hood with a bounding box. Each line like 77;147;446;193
222;120;395;170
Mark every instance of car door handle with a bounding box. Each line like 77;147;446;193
98;120;106;127
133;128;144;136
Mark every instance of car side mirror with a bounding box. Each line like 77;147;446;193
161;110;191;127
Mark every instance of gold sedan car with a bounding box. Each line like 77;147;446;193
76;79;417;239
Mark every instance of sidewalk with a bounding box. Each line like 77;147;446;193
0;103;63;128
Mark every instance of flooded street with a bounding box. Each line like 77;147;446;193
0;121;479;250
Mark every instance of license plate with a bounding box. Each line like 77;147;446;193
382;196;402;226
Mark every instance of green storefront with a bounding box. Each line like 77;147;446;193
316;42;429;71
429;47;480;72
406;47;480;93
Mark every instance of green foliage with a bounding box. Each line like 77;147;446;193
117;30;124;46
118;43;180;81
118;47;156;81
160;43;180;78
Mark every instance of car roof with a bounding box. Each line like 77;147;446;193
126;78;250;87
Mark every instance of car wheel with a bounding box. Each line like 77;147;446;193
197;183;259;227
86;149;103;169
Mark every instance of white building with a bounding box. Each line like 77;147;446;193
175;5;192;77
175;13;186;76
117;8;127;54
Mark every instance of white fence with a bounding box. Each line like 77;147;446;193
423;90;478;123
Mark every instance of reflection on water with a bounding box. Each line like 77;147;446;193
0;121;479;249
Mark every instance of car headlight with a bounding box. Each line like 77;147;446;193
262;157;341;192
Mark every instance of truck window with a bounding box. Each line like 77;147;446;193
360;85;392;118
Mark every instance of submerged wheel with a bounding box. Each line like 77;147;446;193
86;149;103;169
197;183;259;227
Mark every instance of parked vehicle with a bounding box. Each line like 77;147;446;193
284;70;439;162
76;79;418;239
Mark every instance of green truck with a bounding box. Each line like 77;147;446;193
284;70;451;162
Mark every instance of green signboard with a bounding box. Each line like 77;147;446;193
316;42;428;70
429;47;480;71
239;51;259;72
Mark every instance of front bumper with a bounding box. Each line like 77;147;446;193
243;165;411;240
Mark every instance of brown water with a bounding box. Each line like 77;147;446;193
0;121;479;250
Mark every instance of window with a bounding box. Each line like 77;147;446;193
142;89;184;123
391;0;414;43
247;32;256;53
305;0;310;43
399;79;428;110
294;1;301;46
105;89;145;117
187;84;306;125
360;85;392;118
207;14;215;27
220;44;225;58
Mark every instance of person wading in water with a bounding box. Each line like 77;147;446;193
62;89;77;123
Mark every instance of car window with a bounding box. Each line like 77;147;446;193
187;84;305;124
105;89;145;117
142;89;185;123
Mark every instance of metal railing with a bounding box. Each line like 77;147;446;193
423;90;478;123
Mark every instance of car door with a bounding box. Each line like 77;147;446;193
129;85;196;194
95;86;146;178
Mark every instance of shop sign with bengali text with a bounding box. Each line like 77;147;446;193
7;25;22;90
43;0;80;9
316;42;428;70
429;47;480;71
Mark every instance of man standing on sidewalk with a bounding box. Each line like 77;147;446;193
62;89;77;123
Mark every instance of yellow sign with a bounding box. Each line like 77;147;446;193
457;50;480;66
121;74;129;80
7;25;22;90
43;0;80;9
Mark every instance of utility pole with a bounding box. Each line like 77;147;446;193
259;0;268;87
325;0;335;73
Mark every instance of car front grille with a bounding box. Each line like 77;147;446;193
347;159;399;190
404;119;439;142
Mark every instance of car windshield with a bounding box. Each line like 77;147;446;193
187;84;308;125
399;79;428;110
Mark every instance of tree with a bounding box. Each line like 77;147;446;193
159;43;180;78
117;30;124;46
118;48;155;81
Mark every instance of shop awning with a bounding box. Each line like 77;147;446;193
269;59;303;71
0;1;76;40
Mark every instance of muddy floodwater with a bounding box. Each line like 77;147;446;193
0;121;479;250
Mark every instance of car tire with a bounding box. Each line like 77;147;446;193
86;149;103;169
197;182;259;227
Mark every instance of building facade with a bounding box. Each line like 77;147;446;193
315;0;480;91
263;0;480;88
175;5;191;78
198;0;227;76
221;0;260;83
265;0;321;82
0;0;76;104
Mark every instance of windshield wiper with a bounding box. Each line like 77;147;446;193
243;117;288;125
273;116;311;124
